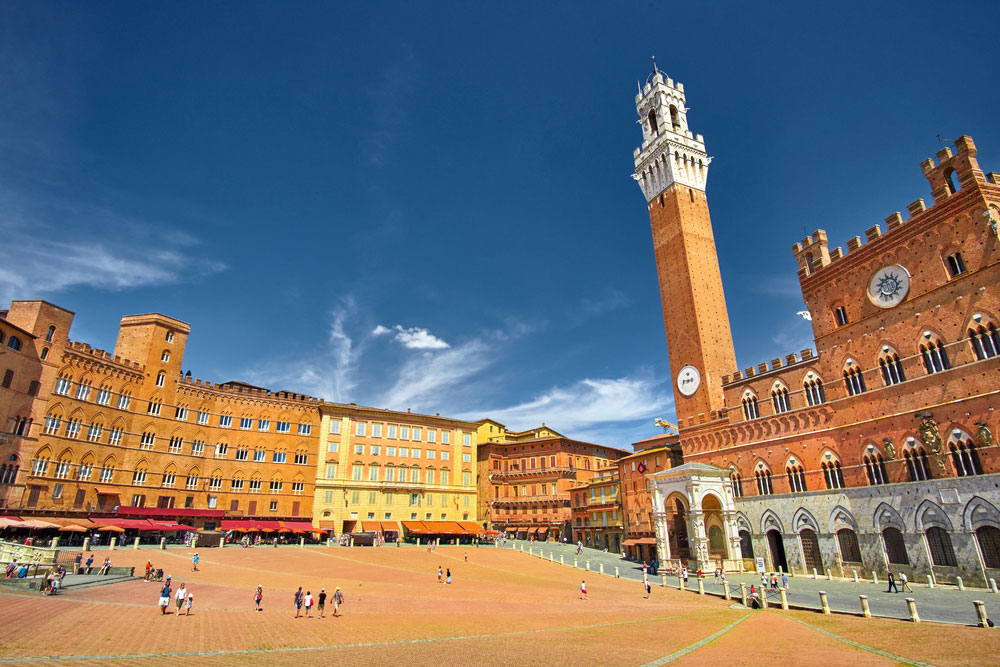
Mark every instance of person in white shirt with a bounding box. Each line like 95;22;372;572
175;583;187;616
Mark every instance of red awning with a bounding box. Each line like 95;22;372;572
94;518;154;530
401;521;427;534
279;521;315;533
116;506;225;518
93;488;119;495
379;521;400;533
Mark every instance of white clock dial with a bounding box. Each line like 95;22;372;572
676;365;701;397
867;264;911;308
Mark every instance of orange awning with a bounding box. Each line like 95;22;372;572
94;487;120;495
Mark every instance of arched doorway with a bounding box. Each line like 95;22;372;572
766;529;787;572
800;528;824;575
739;530;754;560
702;494;727;560
665;495;690;560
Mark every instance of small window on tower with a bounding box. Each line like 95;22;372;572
945;252;966;278
647;109;658;135
669;105;680;130
834;306;848;327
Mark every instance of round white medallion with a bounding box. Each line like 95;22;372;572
867;264;910;308
676;365;701;397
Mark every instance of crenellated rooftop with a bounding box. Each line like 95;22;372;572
722;348;817;386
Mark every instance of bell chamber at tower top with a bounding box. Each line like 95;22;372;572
633;69;711;201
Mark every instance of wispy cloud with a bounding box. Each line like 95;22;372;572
752;275;803;297
244;298;360;402
361;45;419;168
372;324;450;350
377;338;492;412
460;372;673;446
578;288;630;318
0;189;225;304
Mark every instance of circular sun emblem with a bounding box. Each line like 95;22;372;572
868;265;910;308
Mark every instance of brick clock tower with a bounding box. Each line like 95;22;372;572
633;67;737;423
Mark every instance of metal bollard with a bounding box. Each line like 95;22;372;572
859;595;871;618
779;587;788;610
872;572;878;585
974;600;989;627
819;591;830;614
852;569;859;583
698;578;705;596
926;574;934;589
812;568;818;579
990;578;998;594
723;581;731;601
956;576;965;591
906;597;920;622
739;582;747;607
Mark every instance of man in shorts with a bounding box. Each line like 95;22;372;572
293;586;303;618
317;588;327;618
159;579;172;615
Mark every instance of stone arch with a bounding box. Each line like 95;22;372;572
735;511;753;532
698;489;725;508
914;499;953;532
101;454;117;468
33;445;53;460
829;505;858;532
962;496;1000;531
760;508;784;534
874;502;905;532
792;507;820;533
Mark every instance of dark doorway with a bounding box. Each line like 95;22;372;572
668;498;690;560
766;529;787;571
739;530;754;559
800;529;824;575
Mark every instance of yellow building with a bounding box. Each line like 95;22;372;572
571;466;623;552
313;404;479;537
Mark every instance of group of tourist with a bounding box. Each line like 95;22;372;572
157;576;194;615
71;553;110;575
292;585;343;618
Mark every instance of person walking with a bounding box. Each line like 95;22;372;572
85;555;94;575
886;570;898;593
333;587;344;617
184;593;193;616
464;552;468;562
446;568;452;584
73;553;82;575
781;573;788;590
682;567;689;586
159;579;172;615
317;588;327;618
293;587;304;618
191;552;200;572
437;566;443;583
713;568;720;584
643;576;651;599
175;582;187;616
720;570;727;587
303;591;313;617
580;580;588;600
900;571;912;592
254;585;263;611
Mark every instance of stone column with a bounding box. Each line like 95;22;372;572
651;511;671;567
686;509;709;566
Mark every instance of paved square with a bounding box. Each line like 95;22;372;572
0;544;997;665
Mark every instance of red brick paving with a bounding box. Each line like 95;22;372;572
0;545;995;665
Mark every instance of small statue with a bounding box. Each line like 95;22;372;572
882;438;896;460
976;420;993;447
919;416;942;454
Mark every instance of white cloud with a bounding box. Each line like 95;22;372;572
0;188;225;303
373;324;450;350
243;299;360;402
378;338;491;412
461;372;674;445
578;288;630;318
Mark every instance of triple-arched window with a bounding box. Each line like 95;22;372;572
863;452;888;485
904;446;932;482
950;439;983;477
771;385;790;414
742;393;760;421
969;322;1000;360
804;377;826;406
919;336;951;374
786;463;807;493
843;362;866;396
878;348;905;386
755;468;773;495
822;460;844;489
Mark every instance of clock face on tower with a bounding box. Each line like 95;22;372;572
867;264;911;308
676;365;701;397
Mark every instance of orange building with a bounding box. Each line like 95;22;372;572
0;301;320;529
617;433;682;562
569;465;623;552
476;420;627;541
633;66;1000;584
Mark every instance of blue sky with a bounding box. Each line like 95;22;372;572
2;2;998;448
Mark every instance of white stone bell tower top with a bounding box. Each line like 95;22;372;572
632;68;710;201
